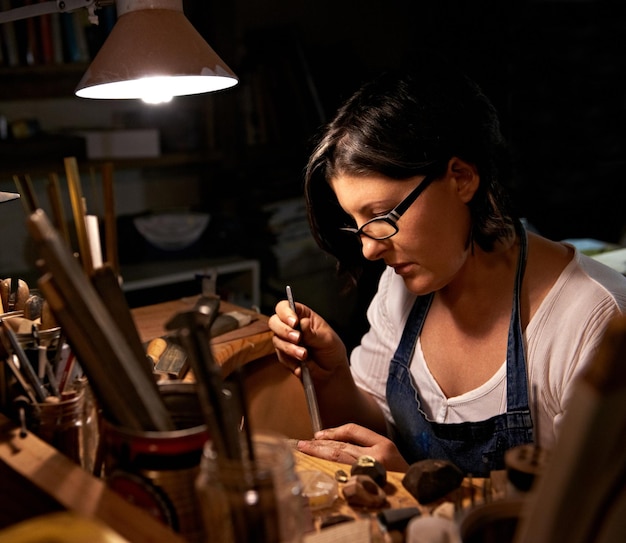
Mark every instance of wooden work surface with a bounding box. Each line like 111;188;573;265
294;449;419;510
0;410;500;542
0;413;415;541
293;450;498;535
131;296;275;376
0;296;506;542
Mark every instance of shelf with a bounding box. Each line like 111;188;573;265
0;151;222;181
121;257;261;309
0;63;89;100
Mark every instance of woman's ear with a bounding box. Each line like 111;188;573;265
447;157;479;203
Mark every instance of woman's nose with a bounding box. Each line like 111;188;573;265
360;236;387;261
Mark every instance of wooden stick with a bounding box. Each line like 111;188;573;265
39;270;174;432
46;172;72;246
64;156;93;275
12;174;38;214
101;162;119;276
90;264;153;378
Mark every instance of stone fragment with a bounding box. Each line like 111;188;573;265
402;459;464;504
351;455;387;487
342;475;387;508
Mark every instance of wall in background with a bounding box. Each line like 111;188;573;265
0;0;624;342
209;0;626;243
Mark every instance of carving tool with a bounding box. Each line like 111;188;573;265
150;309;252;378
167;302;279;541
286;285;323;433
28;209;174;431
0;319;49;402
166;300;233;458
152;338;189;378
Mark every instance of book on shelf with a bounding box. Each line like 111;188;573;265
49;11;64;64
71;7;90;62
0;0;20;66
0;4;94;66
0;1;117;68
25;11;39;65
60;10;89;63
37;0;54;64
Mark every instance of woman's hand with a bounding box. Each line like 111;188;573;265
268;299;348;378
270;299;387;433
295;423;410;473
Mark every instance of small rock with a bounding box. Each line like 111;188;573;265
402;459;464;504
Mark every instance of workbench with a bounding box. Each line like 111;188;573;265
0;296;510;542
131;295;316;439
0;412;420;541
0;408;502;542
0;296;312;540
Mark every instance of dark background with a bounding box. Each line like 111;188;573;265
183;0;626;349
2;0;624;347
191;0;626;245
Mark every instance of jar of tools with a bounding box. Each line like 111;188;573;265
196;433;305;543
100;381;209;543
15;379;97;472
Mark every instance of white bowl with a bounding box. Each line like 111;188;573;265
133;212;210;251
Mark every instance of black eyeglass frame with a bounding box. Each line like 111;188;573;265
339;172;437;240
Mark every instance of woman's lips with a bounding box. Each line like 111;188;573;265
390;262;414;275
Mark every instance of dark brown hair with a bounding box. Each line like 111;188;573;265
305;63;516;285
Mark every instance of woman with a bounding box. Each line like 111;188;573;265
268;64;626;476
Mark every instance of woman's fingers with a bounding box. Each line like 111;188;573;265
296;438;364;466
316;424;380;446
295;424;410;472
271;334;307;364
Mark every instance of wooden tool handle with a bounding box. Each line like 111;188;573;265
64;157;93;275
146;337;167;365
101;162;119;275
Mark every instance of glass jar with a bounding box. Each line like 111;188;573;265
196;433;304;543
28;386;92;469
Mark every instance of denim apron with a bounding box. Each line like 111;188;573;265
386;229;533;476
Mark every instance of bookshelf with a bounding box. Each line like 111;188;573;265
0;150;222;182
0;0;117;100
0;1;115;71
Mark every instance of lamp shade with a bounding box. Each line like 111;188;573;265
75;0;238;102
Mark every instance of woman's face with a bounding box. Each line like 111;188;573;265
330;161;476;295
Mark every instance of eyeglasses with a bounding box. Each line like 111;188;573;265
339;173;437;240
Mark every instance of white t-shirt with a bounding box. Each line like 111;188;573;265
350;247;626;452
